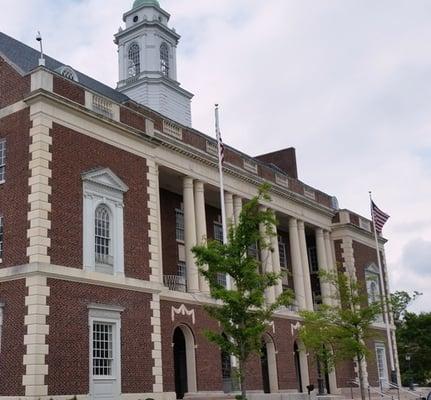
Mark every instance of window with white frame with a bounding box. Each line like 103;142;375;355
160;42;169;76
308;246;318;273
128;42;140;77
175;208;184;242
88;304;123;398
365;263;383;322
82;168;128;275
92;322;114;376
247;242;259;260
95;205;112;266
0;139;5;183
214;221;223;243
0;216;3;260
375;343;389;388
278;235;287;269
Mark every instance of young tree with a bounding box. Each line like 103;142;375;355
192;186;293;400
299;271;383;400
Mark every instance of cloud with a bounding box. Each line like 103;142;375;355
1;0;431;311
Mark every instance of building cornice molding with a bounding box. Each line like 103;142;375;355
331;224;387;249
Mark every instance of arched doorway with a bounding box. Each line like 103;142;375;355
261;335;279;393
173;325;197;399
221;334;233;393
294;342;303;392
261;341;270;393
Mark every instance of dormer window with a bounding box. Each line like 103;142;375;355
57;66;79;82
128;42;140;77
160;42;169;76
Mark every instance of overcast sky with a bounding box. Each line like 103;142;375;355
1;0;430;312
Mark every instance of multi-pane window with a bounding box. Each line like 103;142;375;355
214;222;223;243
307;246;318;273
160;42;169;76
375;344;389;388
278;236;287;268
92;322;114;376
0;139;5;183
247;243;259;260
95;206;112;265
128;42;140;77
0;216;3;259
366;266;383;322
175;208;184;242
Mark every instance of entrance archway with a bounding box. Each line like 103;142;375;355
173;325;197;399
294;342;303;392
261;334;279;393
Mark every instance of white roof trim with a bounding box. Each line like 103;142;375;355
82;167;129;193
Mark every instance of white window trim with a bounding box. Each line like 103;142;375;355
175;207;185;243
88;304;123;398
365;263;383;322
375;342;389;389
82;168;128;275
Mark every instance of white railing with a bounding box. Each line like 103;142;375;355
92;95;114;119
163;275;187;292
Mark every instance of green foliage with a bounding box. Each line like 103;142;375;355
299;271;383;400
192;185;294;397
395;308;431;385
389;290;422;326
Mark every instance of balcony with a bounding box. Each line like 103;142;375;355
163;274;187;292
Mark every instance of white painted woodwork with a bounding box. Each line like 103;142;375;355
289;218;306;310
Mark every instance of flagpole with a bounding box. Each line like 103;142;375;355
369;191;396;382
215;105;230;290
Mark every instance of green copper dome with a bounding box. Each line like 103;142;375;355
133;0;160;9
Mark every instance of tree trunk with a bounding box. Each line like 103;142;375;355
357;354;366;400
239;358;247;400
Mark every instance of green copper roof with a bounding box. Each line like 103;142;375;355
133;0;160;9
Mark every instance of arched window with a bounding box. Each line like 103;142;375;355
128;42;140;77
160;42;169;76
95;205;112;265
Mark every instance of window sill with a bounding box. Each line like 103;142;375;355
0;180;4;185
176;239;185;245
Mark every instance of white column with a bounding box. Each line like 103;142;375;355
183;177;199;293
233;195;242;226
289;218;306;310
194;180;209;293
316;228;331;305
260;206;275;304
299;344;310;391
298;220;314;311
324;231;337;306
270;221;283;298
225;192;234;229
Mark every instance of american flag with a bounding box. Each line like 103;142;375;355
371;200;390;233
217;129;225;164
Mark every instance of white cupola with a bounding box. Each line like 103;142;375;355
115;0;193;127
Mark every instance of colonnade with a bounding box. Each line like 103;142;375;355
181;176;337;309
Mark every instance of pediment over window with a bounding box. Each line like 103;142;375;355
82;168;129;193
365;262;379;275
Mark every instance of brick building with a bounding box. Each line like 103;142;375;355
0;0;399;399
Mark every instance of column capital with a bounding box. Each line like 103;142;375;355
288;217;298;228
315;227;324;237
183;176;194;188
194;180;204;193
297;220;305;230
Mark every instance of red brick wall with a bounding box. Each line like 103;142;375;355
50;123;150;280
335;359;355;388
0;279;26;396
0;57;30;108
123;101;163;132
120;107;147;132
160;300;223;392
352;240;384;298
183;129;206;152
53;75;85;105
0;109;30;268
46;279;153;395
255;148;298;179
160;189;182;276
273;318;300;390
365;334;389;387
205;204;221;240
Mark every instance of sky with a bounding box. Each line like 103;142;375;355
1;0;430;312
